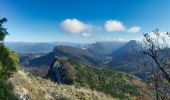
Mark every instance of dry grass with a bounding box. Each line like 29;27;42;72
9;70;116;100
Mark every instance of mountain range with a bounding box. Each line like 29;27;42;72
19;41;127;67
15;40;149;79
6;40;153;80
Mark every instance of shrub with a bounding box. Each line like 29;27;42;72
0;45;19;79
0;79;17;100
59;60;77;85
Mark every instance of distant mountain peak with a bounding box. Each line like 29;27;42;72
127;40;140;44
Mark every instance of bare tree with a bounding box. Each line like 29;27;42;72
142;29;170;100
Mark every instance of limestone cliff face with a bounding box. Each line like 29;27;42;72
48;58;62;84
47;58;76;85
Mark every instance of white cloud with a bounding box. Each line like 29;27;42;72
60;18;90;34
104;20;141;33
60;18;93;38
82;32;91;37
104;20;125;32
128;26;141;33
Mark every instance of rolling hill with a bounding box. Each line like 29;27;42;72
28;45;104;67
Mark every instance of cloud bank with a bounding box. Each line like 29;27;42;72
82;32;91;37
128;26;141;33
60;18;141;38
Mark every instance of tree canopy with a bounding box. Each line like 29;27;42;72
0;18;8;43
0;17;19;99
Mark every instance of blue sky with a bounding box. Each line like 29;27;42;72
1;0;170;43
